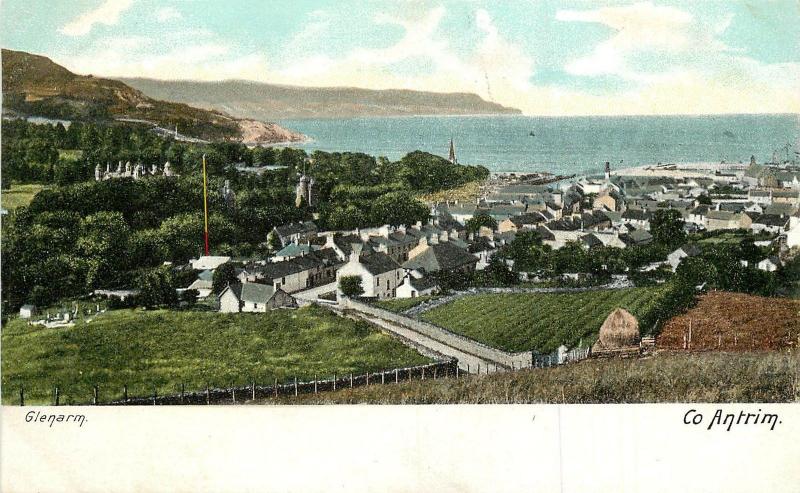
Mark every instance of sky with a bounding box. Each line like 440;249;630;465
2;0;799;116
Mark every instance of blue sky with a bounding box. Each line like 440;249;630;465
2;0;799;115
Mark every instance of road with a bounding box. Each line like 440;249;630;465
340;299;532;374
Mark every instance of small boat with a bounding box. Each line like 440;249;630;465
529;131;535;137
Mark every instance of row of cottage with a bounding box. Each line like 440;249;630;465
184;162;799;312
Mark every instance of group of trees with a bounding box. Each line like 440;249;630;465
3;119;491;311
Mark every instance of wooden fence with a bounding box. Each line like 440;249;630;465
18;359;459;406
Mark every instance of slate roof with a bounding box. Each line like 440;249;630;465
508;212;548;227
218;282;243;300
274;221;317;238
359;252;401;275
753;214;790;227
240;282;275;303
274;242;319;258
621;229;653;245
676;243;702;257
622;209;652;221
402;242;478;273
407;275;439;291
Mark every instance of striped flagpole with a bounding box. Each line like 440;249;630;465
202;153;210;255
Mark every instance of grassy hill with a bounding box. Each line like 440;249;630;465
420;288;669;353
258;351;800;404
1;306;429;405
120;77;522;120
1;49;303;143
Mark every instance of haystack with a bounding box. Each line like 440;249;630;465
592;308;640;354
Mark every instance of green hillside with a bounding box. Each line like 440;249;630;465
1;306;429;405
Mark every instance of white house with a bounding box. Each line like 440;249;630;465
336;244;404;299
396;274;440;299
186;269;214;298
667;244;703;270
218;283;296;313
19;304;36;319
757;257;781;272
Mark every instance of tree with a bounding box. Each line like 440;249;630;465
465;213;497;234
180;289;199;307
696;194;712;205
650;209;686;247
136;267;178;308
369;192;429;226
339;276;364;298
212;262;239;293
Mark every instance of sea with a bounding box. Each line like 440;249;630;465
277;114;800;176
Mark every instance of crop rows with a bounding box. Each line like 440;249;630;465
420;287;667;353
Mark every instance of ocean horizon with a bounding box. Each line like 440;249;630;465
278;113;800;176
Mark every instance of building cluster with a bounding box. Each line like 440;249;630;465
156;157;800;314
95;160;177;181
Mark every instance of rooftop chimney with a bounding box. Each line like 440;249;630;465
349;243;363;263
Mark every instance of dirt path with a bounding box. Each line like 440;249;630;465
340;299;532;373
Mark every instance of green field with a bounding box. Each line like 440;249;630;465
1;184;47;210
58;149;84;160
420;288;668;353
1;306;429;405
373;296;437;313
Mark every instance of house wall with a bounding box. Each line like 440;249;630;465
242;300;268;313
273;271;310;293
267;289;297;309
219;290;241;313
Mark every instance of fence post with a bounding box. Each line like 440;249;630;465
422;368;425;380
232;387;236;404
54;387;59;406
206;384;210;405
314;375;318;394
456;366;459;379
152;388;157;405
366;373;370;387
123;384;128;403
433;367;437;380
511;362;515;371
93;385;98;405
181;383;185;404
408;368;411;381
467;363;470;374
294;377;298;397
252;381;256;401
274;378;278;398
350;373;353;389
381;372;385;385
333;374;337;391
477;364;480;375
19;386;24;406
395;369;399;384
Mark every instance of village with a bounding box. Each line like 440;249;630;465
18;144;799;386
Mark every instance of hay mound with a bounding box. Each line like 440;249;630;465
593;308;640;352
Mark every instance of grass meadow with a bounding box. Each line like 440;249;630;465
1;183;47;210
260;351;800;404
1;306;429;404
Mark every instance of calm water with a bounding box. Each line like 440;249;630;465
278;114;800;175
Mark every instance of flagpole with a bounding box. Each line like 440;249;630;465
202;153;210;256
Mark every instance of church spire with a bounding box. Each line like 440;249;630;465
448;138;457;164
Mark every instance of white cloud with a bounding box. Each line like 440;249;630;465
155;7;182;23
52;3;800;116
59;0;134;36
273;6;536;112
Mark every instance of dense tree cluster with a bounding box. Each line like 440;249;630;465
2;120;489;311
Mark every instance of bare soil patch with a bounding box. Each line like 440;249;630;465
658;291;799;351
